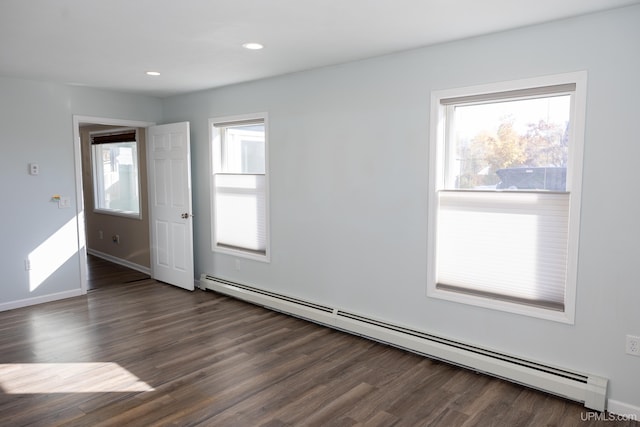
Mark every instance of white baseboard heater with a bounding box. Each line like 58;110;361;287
199;274;608;412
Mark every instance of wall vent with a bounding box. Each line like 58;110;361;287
200;274;607;411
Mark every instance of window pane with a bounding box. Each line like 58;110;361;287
93;141;140;215
447;95;571;191
221;124;265;174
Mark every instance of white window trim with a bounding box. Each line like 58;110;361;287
427;72;587;324
209;112;270;263
90;129;142;220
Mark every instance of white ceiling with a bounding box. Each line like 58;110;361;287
1;0;638;98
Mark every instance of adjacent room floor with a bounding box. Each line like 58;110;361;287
86;255;150;291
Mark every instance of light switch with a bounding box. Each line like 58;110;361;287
29;163;39;175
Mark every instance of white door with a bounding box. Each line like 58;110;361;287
147;122;194;291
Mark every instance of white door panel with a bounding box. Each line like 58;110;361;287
148;122;194;291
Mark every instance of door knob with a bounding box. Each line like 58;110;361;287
181;213;193;219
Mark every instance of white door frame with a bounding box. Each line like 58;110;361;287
72;115;156;294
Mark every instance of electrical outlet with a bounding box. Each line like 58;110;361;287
58;196;71;208
626;335;640;356
112;235;120;244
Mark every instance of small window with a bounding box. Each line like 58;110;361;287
428;73;587;323
91;129;141;218
210;114;269;261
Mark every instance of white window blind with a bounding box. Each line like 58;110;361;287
214;174;267;254
436;190;569;311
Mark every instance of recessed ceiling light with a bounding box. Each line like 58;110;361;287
242;42;264;50
146;71;161;76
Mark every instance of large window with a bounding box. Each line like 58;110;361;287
91;129;141;218
210;114;269;261
427;73;587;323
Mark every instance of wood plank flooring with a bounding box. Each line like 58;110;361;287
0;259;637;426
86;255;150;290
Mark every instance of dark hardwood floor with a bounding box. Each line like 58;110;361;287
0;258;637;426
86;255;150;290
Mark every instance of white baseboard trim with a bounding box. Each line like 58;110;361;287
0;289;83;312
201;274;610;411
608;399;640;419
87;249;151;276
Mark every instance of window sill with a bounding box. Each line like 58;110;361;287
427;286;575;324
93;209;142;220
213;244;270;263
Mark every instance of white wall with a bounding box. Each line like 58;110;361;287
0;77;162;309
163;5;640;409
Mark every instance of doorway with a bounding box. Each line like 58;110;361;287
73;116;156;293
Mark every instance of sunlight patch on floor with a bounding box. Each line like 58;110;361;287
0;363;154;393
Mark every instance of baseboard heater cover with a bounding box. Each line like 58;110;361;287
199;274;608;411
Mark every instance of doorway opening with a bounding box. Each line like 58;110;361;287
73;116;155;293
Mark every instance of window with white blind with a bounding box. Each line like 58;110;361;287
210;114;269;261
427;72;587;323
